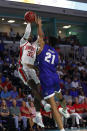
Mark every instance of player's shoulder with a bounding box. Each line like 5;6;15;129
20;38;29;47
48;44;58;53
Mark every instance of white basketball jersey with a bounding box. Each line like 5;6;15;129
21;41;37;65
19;23;39;66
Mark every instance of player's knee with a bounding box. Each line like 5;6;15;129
59;97;65;103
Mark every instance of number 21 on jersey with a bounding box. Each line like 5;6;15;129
45;52;55;64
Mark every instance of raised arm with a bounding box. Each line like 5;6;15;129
37;17;44;39
36;17;45;54
20;23;31;46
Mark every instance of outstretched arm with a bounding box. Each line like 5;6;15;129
23;23;31;40
20;23;31;46
36;17;45;54
37;17;44;39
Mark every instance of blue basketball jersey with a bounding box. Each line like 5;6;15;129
37;44;60;99
37;44;59;76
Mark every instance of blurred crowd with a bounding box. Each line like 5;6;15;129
0;31;87;131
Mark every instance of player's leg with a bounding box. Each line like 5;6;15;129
55;91;66;109
18;67;28;86
18;67;42;105
18;66;42;101
55;90;70;118
27;68;50;110
41;79;65;131
46;95;65;131
18;67;49;113
27;79;42;111
18;67;45;127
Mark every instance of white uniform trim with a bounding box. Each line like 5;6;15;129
55;89;61;93
44;89;61;100
20;23;31;47
44;93;55;100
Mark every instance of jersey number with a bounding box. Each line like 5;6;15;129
45;52;55;64
27;51;34;58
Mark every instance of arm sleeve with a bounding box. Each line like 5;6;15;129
20;23;31;46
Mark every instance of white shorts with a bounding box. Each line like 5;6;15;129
18;64;40;86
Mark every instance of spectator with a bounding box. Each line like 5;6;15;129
20;100;33;130
29;101;45;128
1;77;13;91
84;97;87;116
80;70;87;84
18;88;26;100
0;57;4;72
79;91;85;103
78;63;85;71
14;69;19;78
10;99;27;131
26;98;32;108
69;88;79;98
16;32;20;41
57;66;64;78
2;62;10;74
0;100;10;130
9;28;15;43
10;86;18;99
67;99;85;128
64;77;72;91
1;86;11;100
27;94;34;104
0;73;6;83
73;97;84;115
40;103;53;129
0;87;2;99
71;77;79;89
0;79;3;89
63;90;72;102
78;45;84;60
0;40;4;57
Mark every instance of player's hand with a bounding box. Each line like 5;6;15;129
37;17;42;26
35;14;38;24
35;16;42;26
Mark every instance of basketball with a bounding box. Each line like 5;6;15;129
24;11;35;23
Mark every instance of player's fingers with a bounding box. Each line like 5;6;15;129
35;14;38;23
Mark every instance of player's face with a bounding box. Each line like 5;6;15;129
28;35;33;43
38;37;44;45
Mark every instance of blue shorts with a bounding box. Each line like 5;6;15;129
40;73;61;100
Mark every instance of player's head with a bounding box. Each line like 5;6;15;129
28;34;33;43
48;36;57;47
28;34;37;44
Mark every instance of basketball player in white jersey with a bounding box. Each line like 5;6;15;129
18;23;39;86
18;15;51;128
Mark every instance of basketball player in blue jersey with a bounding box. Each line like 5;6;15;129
36;19;70;131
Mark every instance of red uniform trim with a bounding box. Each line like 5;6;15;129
18;67;28;82
19;41;29;67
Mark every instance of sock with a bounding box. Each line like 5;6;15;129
60;128;65;131
59;98;66;110
41;100;47;106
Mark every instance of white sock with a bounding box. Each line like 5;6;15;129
41;100;47;106
60;128;65;131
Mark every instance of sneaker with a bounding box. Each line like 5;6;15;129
41;100;51;112
41;100;47;106
77;124;80;128
44;104;51;112
33;112;44;128
59;107;70;118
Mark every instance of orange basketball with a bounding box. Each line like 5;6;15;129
24;11;35;23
